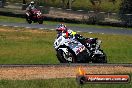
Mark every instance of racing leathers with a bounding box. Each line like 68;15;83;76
65;29;97;51
26;4;36;18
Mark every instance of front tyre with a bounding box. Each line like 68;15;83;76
38;18;43;24
26;16;32;24
56;49;76;63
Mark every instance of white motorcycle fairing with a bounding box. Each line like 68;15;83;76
54;35;86;55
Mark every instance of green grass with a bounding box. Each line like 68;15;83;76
0;27;58;64
0;78;131;88
0;16;131;30
0;26;132;64
0;16;25;23
71;0;121;12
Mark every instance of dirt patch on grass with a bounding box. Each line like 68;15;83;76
0;66;131;80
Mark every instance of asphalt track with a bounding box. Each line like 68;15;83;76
0;64;132;67
0;22;132;35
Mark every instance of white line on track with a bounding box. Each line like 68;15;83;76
89;32;93;34
3;25;7;26
39;28;44;30
14;26;19;27
25;27;31;29
50;29;55;30
77;31;81;32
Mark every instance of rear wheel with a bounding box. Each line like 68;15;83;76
92;52;107;63
77;50;90;63
56;49;76;63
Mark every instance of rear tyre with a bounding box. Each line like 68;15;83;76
77;50;90;63
92;52;107;63
56;49;76;63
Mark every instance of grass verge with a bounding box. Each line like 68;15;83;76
0;26;131;64
0;16;131;30
0;77;132;88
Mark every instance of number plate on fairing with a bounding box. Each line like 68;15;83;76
68;41;86;55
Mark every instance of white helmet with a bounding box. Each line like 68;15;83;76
30;1;35;5
67;29;73;34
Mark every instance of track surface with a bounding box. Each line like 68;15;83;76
0;22;132;35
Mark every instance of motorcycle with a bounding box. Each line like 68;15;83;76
75;34;107;63
54;33;107;63
26;9;43;24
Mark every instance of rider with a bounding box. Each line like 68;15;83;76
56;23;68;38
56;24;83;39
56;23;78;38
56;23;97;50
26;1;36;18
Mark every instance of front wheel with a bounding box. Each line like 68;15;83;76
38;18;43;24
56;49;76;63
26;16;32;24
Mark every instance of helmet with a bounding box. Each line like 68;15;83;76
30;1;35;5
56;24;67;33
67;29;73;34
